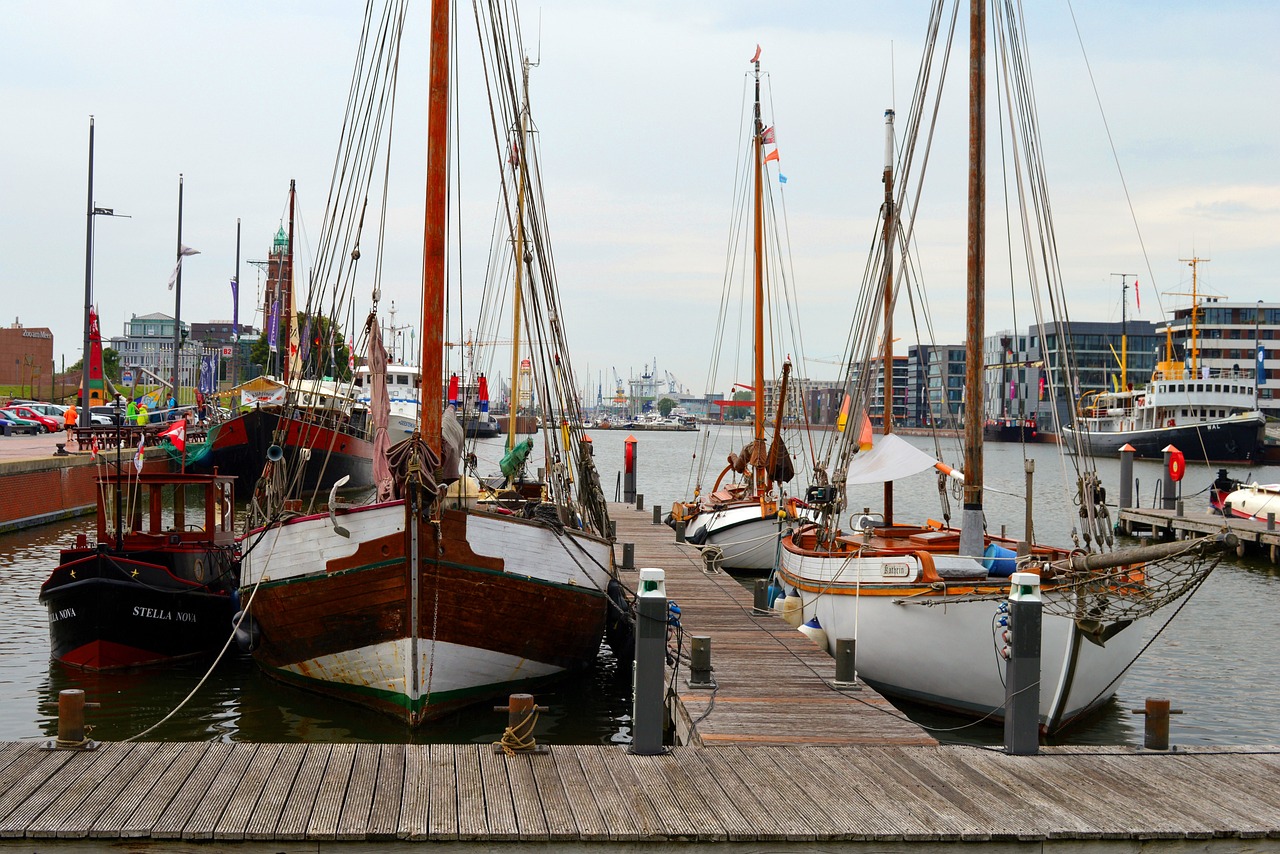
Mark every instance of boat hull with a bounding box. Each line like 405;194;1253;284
982;421;1039;443
684;503;789;573
191;407;374;492
777;541;1144;730
241;502;613;724
1218;483;1280;522
1062;414;1265;463
40;552;237;670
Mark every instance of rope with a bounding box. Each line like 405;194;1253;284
494;708;540;756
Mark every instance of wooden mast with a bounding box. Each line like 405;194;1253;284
507;60;529;459
751;50;767;499
881;108;896;525
959;0;986;560
419;0;450;455
1181;256;1208;378
282;180;296;385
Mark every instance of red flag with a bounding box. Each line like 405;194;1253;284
760;126;775;144
1134;279;1140;311
750;44;761;63
763;148;780;164
157;418;186;452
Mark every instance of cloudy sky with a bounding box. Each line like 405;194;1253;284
4;1;1277;397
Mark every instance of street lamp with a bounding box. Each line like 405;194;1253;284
80;117;128;426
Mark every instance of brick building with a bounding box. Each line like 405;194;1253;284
0;321;55;399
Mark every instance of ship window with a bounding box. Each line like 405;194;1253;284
1177;384;1184;393
399;375;410;385
1215;384;1221;392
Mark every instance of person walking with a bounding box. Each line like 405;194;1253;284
126;399;138;422
63;403;78;449
136;403;148;427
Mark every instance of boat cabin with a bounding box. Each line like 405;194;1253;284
95;471;237;549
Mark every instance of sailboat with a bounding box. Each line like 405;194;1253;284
775;1;1227;733
1061;257;1266;463
236;0;618;724
189;183;376;494
668;50;810;573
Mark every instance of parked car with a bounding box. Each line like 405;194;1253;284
2;406;59;433
0;411;42;435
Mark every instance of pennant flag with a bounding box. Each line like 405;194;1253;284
1258;344;1267;388
508;140;519;168
90;437;100;457
166;245;201;290
267;297;280;352
760;126;775;144
750;44;761;63
1038;374;1046;400
763;148;780;164
1134;279;1140;311
857;412;874;452
133;434;146;473
158;418;186;453
778;173;788;184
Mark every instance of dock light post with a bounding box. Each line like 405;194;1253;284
1002;571;1041;755
623;435;637;503
631;568;669;755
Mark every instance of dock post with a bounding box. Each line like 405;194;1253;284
1131;697;1182;750
1003;572;1041;756
623;436;638;503
1118;444;1135;509
1161;449;1177;510
752;579;769;614
674;520;686;543
46;689;98;751
1024;458;1035;543
621;543;635;570
608;520;617;540
687;636;716;688
636;493;645;512
492;693;550;755
652;505;662;524
632;568;669;755
1268;512;1276;532
833;638;859;689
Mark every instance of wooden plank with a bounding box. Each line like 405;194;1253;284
306;741;356;839
546;747;610;840
526;750;580;839
215;742;284;840
619;750;702;839
474;742;520;839
31;742;162;838
242;742;306;840
696;745;800;841
501;753;551;840
574;745;642;840
396;745;428;840
181;742;260;840
273;743;331;840
367;742;405;839
660;747;755;841
89;742;190;837
0;746;131;836
0;747;81;830
144;742;234;839
731;746;839;839
335;742;380;839
425;743;457;839
454;744;488;839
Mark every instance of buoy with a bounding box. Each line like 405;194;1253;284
232;611;260;653
445;475;481;510
799;615;829;652
780;592;804;628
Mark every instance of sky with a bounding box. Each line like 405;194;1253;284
4;1;1278;398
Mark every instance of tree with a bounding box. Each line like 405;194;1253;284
657;397;676;417
728;390;752;421
249;313;353;381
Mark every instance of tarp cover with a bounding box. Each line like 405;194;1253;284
844;433;948;485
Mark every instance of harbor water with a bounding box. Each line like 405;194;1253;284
2;426;1278;747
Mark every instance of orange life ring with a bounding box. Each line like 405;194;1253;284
1167;418;1176;427
1168;448;1186;482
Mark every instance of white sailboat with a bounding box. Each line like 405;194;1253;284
776;1;1227;733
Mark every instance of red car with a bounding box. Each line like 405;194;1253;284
2;405;59;433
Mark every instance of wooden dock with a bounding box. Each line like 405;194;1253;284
5;500;1280;848
1118;504;1280;563
608;502;934;747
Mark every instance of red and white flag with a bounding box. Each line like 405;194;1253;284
157;418;186;452
1134;279;1140;311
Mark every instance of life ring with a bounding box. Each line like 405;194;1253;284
1167;418;1176;427
1167;448;1186;482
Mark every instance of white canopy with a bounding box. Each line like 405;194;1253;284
844;433;952;485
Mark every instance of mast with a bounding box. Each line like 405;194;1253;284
419;0;449;455
1181;256;1208;377
1111;272;1136;390
233;219;241;388
959;0;986;561
80;117;95;427
750;49;767;498
282;180;296;385
170;174;185;407
507;59;530;457
881;108;896;524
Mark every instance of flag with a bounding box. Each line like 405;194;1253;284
230;276;239;341
760;126;775;144
1259;344;1267;388
1134;279;1140;311
750;44;761;63
1038;374;1046;400
133;434;145;473
508;141;519;168
90;437;100;457
157;418;186;452
778;174;788;184
347;336;356;371
166;245;201;290
267;297;280;352
763;148;780;164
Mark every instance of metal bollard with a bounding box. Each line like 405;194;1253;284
1269;512;1276;532
631;568;669;755
1118;445;1134;510
1132;697;1182;751
1176;499;1184;518
1003;572;1041;756
752;579;768;614
687;636;715;688
653;505;662;525
608;520;616;540
621;543;635;570
674;520;686;543
493;693;550;755
636;493;645;512
833;638;859;689
45;689;99;751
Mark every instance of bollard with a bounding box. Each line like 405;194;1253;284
1131;697;1182;750
1269;512;1276;532
608;520;617;540
1161;450;1178;510
1024;458;1035;543
631;568;669;755
674;520;687;543
45;689;99;751
493;693;550;755
1117;444;1134;511
623;436;638;503
1176;499;1184;518
621;543;635;571
653;504;662;525
636;493;645;512
752;579;768;614
687;636;715;688
833;638;859;689
1003;572;1041;756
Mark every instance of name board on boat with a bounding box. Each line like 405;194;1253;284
882;563;911;578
